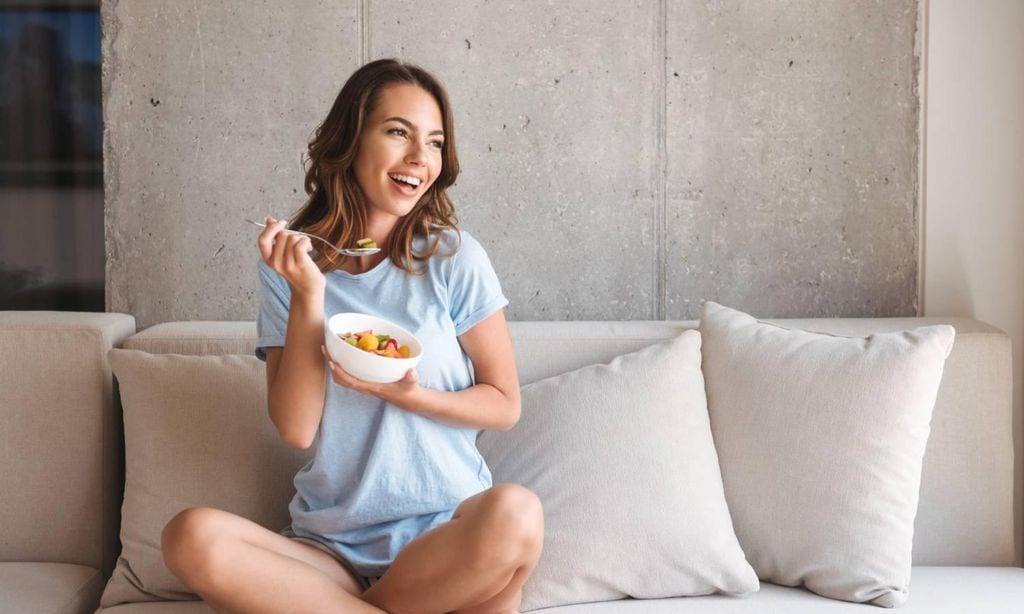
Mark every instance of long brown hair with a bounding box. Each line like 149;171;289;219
290;59;461;274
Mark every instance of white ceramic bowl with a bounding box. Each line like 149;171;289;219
324;313;423;383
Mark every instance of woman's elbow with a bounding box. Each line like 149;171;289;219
273;418;314;450
499;397;521;431
269;405;316;450
282;429;315;450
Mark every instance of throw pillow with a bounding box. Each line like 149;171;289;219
477;330;759;611
699;301;956;607
99;350;309;607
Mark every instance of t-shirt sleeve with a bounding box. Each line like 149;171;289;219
448;232;509;336
255;259;291;361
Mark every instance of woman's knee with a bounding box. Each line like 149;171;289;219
161;507;228;582
472;484;544;566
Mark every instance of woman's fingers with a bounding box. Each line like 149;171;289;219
329;360;366;393
262;218;286;270
292;235;314;269
321;346;377;395
267;219;290;273
256;216;280;261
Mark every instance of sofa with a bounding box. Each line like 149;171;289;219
1;309;1022;613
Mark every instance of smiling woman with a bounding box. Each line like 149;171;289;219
287;60;463;277
160;58;543;614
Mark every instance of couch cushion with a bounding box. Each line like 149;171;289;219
699;302;956;607
0;561;105;614
532;567;1024;613
98;350;310;608
124;322;256;356
120;317;1017;569
477;331;758;611
97;602;211;614
508;317;1016;568
0;312;135;579
93;567;1024;613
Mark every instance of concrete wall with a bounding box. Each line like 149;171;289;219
923;0;1024;564
102;0;921;328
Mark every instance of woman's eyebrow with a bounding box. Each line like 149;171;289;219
383;116;444;137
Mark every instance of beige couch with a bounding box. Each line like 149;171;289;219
1;311;1022;613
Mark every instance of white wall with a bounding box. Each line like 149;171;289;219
923;0;1024;562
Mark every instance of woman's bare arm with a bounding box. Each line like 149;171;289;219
265;290;329;449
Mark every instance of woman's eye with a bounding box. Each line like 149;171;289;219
388;128;442;149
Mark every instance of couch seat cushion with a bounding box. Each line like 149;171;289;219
0;562;104;614
96;602;211;614
534;567;1024;613
92;567;1024;612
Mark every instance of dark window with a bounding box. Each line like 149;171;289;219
0;0;103;311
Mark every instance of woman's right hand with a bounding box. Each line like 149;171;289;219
257;215;326;297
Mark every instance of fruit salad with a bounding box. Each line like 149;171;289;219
356;238;378;249
339;330;411;358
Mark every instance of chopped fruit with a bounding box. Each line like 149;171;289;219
337;329;412;359
357;333;379;351
356;238;378;249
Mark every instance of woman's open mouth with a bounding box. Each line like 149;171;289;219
389;175;420;196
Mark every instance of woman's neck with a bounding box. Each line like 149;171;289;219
341;213;397;274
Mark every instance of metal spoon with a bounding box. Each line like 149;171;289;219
246;219;381;257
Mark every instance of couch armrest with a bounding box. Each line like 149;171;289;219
0;311;136;579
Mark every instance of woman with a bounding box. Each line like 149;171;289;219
162;58;544;614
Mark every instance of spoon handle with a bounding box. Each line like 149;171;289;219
246;219;332;247
245;218;380;257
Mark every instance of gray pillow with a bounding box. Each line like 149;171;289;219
699;302;955;607
478;330;759;611
99;350;309;607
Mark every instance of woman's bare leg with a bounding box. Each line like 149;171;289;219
162;506;384;614
361;483;544;614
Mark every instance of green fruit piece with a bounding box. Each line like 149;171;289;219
356;238;377;249
345;337;358;347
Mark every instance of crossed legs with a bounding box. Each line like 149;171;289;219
161;483;544;614
362;483;544;614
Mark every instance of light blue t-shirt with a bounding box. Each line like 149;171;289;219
255;229;508;577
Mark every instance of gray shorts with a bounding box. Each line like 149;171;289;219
279;526;381;592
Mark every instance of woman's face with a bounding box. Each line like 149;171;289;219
353;83;444;220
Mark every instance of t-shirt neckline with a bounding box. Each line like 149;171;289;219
329;255;394;281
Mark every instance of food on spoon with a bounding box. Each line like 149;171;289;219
356;238;378;249
338;330;411;359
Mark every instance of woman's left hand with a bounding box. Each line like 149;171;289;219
321;345;421;409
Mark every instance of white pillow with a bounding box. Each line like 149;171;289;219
477;330;758;611
699;301;955;607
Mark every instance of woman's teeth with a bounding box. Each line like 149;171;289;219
388;173;421;188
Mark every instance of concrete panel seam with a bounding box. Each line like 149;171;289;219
361;0;370;64
654;0;668;320
917;0;929;317
100;0;121;313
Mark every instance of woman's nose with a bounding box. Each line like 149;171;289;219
404;141;429;165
